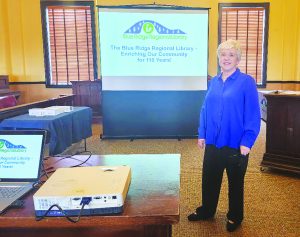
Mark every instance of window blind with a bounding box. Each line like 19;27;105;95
46;6;94;85
220;7;265;85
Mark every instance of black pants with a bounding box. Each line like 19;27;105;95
201;145;249;223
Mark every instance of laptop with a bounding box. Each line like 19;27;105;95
0;129;46;214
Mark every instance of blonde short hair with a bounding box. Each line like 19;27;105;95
217;39;242;61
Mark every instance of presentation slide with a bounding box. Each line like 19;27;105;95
98;8;208;90
0;135;43;179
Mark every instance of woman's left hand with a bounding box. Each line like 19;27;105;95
240;145;250;156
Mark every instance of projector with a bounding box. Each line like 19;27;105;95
28;108;46;116
29;106;73;116
47;106;73;113
33;166;131;217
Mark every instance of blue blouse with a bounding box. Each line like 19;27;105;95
198;68;261;149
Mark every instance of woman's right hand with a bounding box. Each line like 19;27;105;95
197;139;205;149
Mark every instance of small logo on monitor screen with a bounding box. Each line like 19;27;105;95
0;139;26;152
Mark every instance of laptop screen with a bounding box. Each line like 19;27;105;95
0;130;46;181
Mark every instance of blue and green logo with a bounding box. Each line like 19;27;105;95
123;20;187;40
0;139;26;153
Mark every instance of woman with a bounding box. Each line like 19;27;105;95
188;39;261;232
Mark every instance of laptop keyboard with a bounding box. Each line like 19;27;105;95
0;186;26;198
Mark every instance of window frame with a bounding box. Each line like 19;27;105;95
218;3;270;88
41;1;98;88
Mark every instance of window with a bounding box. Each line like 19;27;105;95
41;1;97;87
218;3;269;87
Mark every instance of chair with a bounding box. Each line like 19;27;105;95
0;95;18;109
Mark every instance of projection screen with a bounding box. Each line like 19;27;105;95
98;7;209;91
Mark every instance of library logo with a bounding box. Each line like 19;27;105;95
0;139;26;153
123;20;187;40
